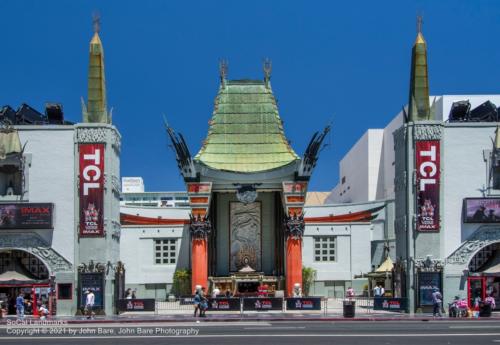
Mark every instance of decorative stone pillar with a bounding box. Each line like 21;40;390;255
284;214;304;296
190;215;211;293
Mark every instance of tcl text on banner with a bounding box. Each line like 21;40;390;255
416;140;440;232
79;144;104;236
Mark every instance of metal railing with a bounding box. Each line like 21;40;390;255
150;296;406;315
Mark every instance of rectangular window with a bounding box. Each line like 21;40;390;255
154;239;177;265
57;283;73;300
314;237;336;262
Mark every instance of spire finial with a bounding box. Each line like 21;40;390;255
495;125;500;150
219;59;228;84
92;11;101;33
263;58;272;86
417;14;423;34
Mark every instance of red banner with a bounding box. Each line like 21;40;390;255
416;140;440;232
79;144;104;236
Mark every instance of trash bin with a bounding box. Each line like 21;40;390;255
479;302;492;317
343;300;355;318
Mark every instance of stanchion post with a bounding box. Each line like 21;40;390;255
240;297;243;317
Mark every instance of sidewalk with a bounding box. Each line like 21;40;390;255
2;311;499;324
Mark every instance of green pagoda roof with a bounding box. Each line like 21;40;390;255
194;79;299;173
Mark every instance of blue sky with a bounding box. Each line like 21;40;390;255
1;0;500;192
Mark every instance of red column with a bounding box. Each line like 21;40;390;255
286;238;302;296
191;238;208;293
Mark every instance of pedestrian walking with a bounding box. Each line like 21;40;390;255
15;293;24;318
432;287;443;317
373;285;381;297
193;289;201;317
200;287;208;317
85;289;95;320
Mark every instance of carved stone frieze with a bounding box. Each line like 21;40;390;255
414;125;443;141
414;257;444;272
111;129;121;153
284;213;305;239
446;227;500;266
190;214;211;239
112;175;121;194
76;127;108;143
78;260;106;273
0;233;73;272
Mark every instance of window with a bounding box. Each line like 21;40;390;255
57;283;73;300
314;237;336;262
154;239;177;264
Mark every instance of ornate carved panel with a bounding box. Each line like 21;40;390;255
111;129;121;153
414;257;444;272
230;202;261;271
76;127;107;143
284;213;305;239
111;175;121;194
414;125;443;141
446;227;500;266
0;233;72;272
189;215;211;239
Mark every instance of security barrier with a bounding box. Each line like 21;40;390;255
150;296;406;315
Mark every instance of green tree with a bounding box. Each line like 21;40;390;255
171;269;191;297
302;267;316;296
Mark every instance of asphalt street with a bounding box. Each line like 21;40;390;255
2;320;500;344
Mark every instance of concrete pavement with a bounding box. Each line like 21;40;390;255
1;320;500;344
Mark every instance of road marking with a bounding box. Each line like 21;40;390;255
244;326;306;330
2;333;500;340
0;322;271;328
449;326;500;329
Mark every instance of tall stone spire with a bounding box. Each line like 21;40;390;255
495;126;500;150
83;13;109;124
408;15;431;122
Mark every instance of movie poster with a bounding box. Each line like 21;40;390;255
79;144;104;236
464;198;500;223
415;141;440;232
0;203;53;229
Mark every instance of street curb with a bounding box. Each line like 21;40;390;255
2;316;500;325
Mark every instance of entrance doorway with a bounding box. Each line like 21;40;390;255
467;243;500;310
0;285;50;315
0;250;51;315
237;281;260;295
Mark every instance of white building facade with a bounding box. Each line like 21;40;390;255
119;193;393;299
